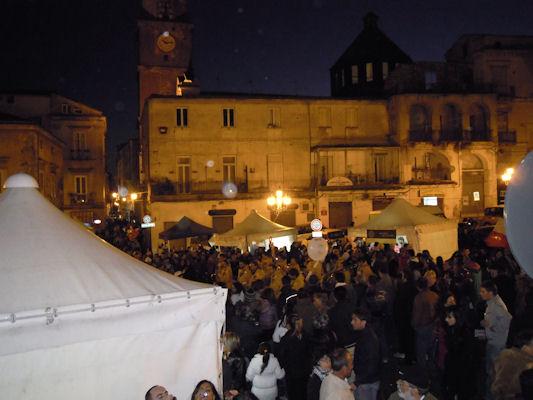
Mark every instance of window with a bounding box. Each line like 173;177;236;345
351;65;359;84
177;157;191;193
268;107;281;127
318;107;331;127
223;108;235;127
490;65;508;88
74;175;87;203
366;63;373;82
373;154;387;182
346;108;358;127
424;71;437;90
223;156;236;183
61;103;69;114
176;108;188;127
382;62;389;80
73;132;87;150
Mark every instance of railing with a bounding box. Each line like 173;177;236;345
439;128;463;142
469;129;491;141
498;130;517;144
318;174;400;188
69;192;97;205
70;149;90;160
409;129;433;142
151;180;249;196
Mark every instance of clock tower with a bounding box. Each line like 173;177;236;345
138;0;195;114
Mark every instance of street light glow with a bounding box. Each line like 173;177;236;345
502;167;514;184
130;193;138;201
111;192;118;199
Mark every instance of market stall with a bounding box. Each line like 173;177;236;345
210;209;297;251
351;198;458;259
0;174;226;400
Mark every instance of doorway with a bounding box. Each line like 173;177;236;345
328;202;353;228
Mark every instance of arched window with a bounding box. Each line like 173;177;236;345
441;104;462;140
409;104;431;141
469;104;490;140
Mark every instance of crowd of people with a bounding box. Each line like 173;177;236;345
98;218;533;400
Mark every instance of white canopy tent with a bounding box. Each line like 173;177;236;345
351;198;458;259
211;209;297;250
0;174;226;400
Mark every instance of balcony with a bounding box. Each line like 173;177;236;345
151;178;250;197
439;129;463;142
463;129;491;142
498;130;517;144
69;192;98;205
70;149;90;160
409;129;433;142
317;173;401;190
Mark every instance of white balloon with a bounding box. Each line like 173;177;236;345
505;151;533;278
222;182;238;199
308;237;328;261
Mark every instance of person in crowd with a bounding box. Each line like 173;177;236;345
412;277;439;369
387;365;438;400
307;351;332;400
328;286;356;351
190;380;221;400
519;368;533;400
258;288;278;343
491;330;533;400
394;267;417;363
145;385;176;400
222;332;247;394
279;314;311;400
351;308;381;400
480;280;513;399
319;348;354;400
245;342;285;400
439;292;476;400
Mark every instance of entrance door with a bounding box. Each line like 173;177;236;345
212;216;234;233
461;154;485;216
462;171;485;215
328;202;353;228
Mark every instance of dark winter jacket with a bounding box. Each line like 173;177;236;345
353;325;381;385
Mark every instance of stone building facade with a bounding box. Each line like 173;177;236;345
137;5;533;249
0;112;64;206
0;93;107;223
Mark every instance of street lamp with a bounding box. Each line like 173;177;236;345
501;167;514;185
267;190;291;216
130;192;138;201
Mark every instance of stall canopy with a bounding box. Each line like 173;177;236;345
211;209;297;249
159;216;214;240
0;174;226;400
353;198;458;259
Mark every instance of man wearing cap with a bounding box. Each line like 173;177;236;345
387;365;438;400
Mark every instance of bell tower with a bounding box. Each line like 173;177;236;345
137;0;194;114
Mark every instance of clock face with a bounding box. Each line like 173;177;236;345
157;32;176;53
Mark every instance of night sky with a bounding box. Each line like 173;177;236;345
2;0;533;172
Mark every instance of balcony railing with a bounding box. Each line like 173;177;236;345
498;130;517;144
464;129;491;142
317;173;400;188
439;128;463;142
69;192;99;205
151;179;249;196
70;149;90;160
409;129;433;142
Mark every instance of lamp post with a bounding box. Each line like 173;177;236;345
267;190;291;220
501;167;514;185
